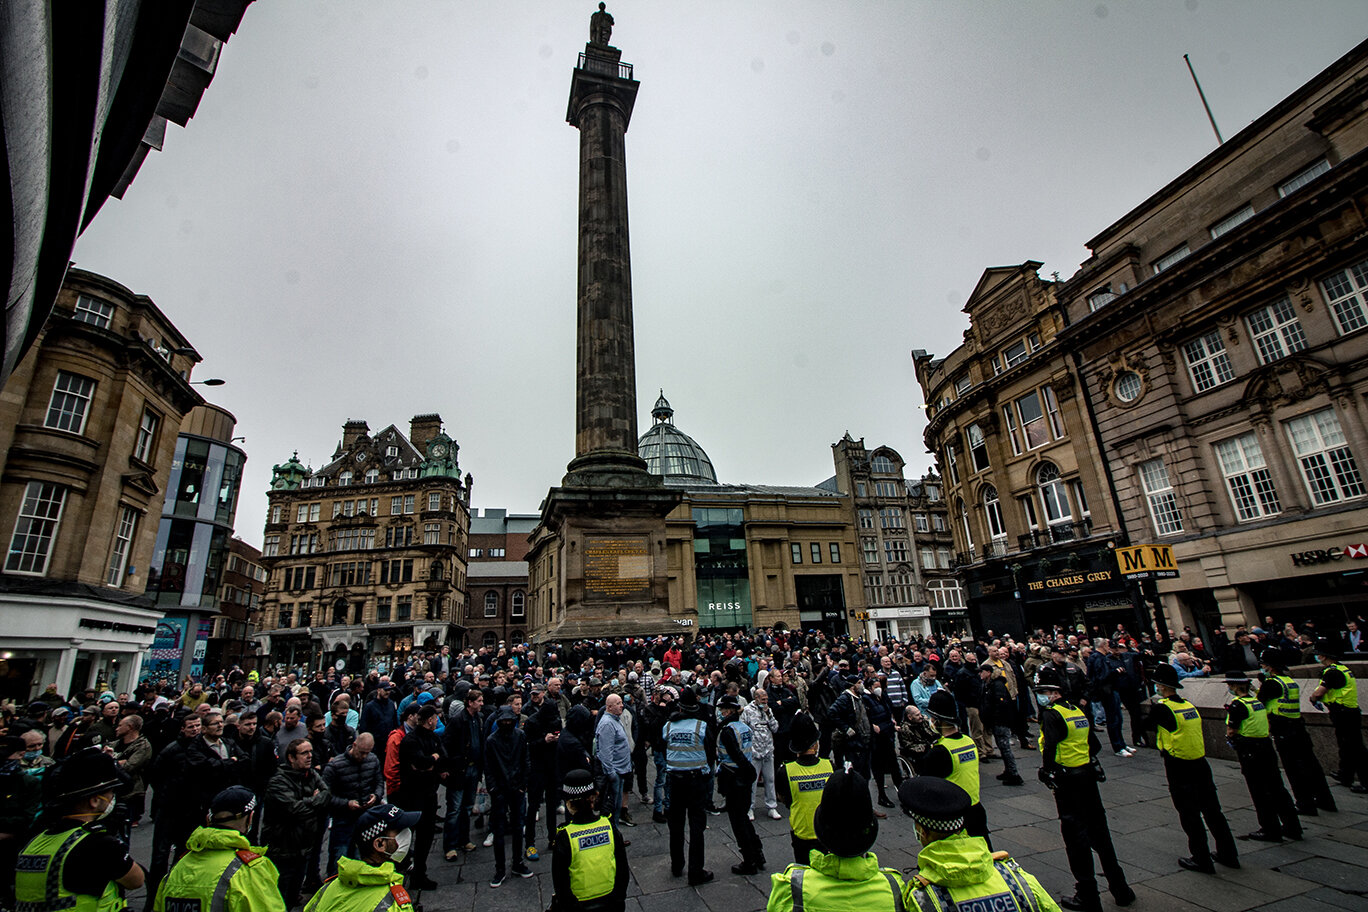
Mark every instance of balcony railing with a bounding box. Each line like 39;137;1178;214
1017;518;1094;550
577;53;633;80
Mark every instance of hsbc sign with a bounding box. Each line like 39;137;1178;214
1290;543;1368;567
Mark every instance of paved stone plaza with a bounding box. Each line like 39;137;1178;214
124;745;1368;912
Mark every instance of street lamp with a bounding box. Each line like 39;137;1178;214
190;378;226;386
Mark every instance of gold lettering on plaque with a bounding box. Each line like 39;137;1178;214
583;536;652;601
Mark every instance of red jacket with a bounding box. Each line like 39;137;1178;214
664;647;682;671
384;725;406;796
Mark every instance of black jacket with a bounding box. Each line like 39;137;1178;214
395;727;444;808
556;706;594;785
443;706;485;773
264;764;334;855
233;729;278;797
525;700;562;769
150;736;200;817
322;749;383;813
980;675;1016;729
186;735;248;808
485;712;528;796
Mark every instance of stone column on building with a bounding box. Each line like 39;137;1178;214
1212;584;1258;629
85;652;103;690
54;647;78;699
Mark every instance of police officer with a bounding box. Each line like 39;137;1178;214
776;714;832;865
1309;641;1368;792
1225;672;1302;842
15;747;145;912
1258;648;1336;815
154;786;285;912
662;687;716;885
304;803;421;912
918;691;989;844
549;769;629;911
1035;665;1133;912
899;776;1060;912
765;770;905;912
716;694;764;875
1149;664;1238;874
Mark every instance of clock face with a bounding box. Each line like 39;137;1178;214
355;452;367;463
431;444;447;458
273;479;287;489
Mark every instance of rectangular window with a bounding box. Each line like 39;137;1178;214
858;509;874;529
297;504;309;524
928;579;965;609
855;482;866;497
1088;287;1117;312
862;538;879;564
879;507;905;529
937;547;952;569
944;445;959;484
1020;495;1040;531
45;371;95;434
931;514;946;532
376;597;391;623
790;543;802;564
1209;204;1256;239
985;497;1006;540
489;547;505;558
967;424;989;472
333;501;344;519
990;355;1002;375
1278;158;1330;198
133;409;160;463
105;506;138;586
6;482;66;575
914;513;929;533
1320;259;1368;336
278;606;293;629
920;547;936;569
1139;458;1184;535
865;574;884;607
404;495;415;514
810;542;822;563
1003;339;1029;368
954;374;972;396
270;505;282;524
889;572;915;604
1071;480;1090;517
1286;408;1365;505
73;295;114;328
829;542;841;563
381;559;414;583
424;522;441;544
396;596;412;621
263;535;280;557
884;539;908;563
1043;386;1065;439
1027;331;1043;353
342;500;355;517
391;496;403;516
1015;391;1049;449
427;492;441;512
1215;432;1281;521
1246;296;1307;364
1153;243;1190;274
1003;405;1022;455
1183;330;1236;392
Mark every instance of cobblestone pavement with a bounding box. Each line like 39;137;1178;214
123;744;1368;912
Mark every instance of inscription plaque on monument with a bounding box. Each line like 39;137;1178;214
583;535;652;601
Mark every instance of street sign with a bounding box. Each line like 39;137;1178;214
1115;544;1179;580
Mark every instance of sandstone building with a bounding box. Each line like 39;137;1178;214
0;269;208;699
253;415;471;671
467;508;537;649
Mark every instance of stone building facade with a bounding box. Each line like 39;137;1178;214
254;415;472;672
213;537;265;673
826;436;964;639
0;269;206;699
467;508;538;649
1056;40;1368;635
528;395;864;639
914;264;1142;638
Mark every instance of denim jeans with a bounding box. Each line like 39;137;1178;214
653;749;671;813
442;768;479;852
327;818;356;875
490;790;525;875
992;725;1019;776
600;770;623;827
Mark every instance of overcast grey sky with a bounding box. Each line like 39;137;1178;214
74;2;1368;548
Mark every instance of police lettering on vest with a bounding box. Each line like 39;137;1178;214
563;819;616;901
15;827;124;912
1230;696;1270;739
1155;698;1205;761
1267;675;1301;719
938;733;981;805
720;720;753;769
783;759;833;841
1040;703;1091;768
665;719;708;772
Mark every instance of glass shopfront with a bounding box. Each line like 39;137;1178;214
693;507;752;629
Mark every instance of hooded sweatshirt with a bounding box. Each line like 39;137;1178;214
903;834;1056;911
486;708;528;795
556;705;594;784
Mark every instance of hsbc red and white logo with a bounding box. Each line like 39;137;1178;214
1291;543;1368;566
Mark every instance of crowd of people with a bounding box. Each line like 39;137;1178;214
3;618;1367;912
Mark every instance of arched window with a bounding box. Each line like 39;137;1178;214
1037;463;1073;529
955;497;974;553
484;591;498;617
482;631;498;648
332;598;348;626
338;470;352;486
870;454;896;474
364;468;379;484
430;560;444;581
511;591;525;617
982;485;1006;543
509;630;523;643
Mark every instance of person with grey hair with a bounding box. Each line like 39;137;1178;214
741;685;782;820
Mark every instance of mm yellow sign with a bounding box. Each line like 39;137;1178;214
1115;544;1179;580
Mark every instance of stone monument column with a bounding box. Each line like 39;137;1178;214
528;7;682;640
564;4;648;485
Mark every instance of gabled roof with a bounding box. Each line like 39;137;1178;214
316;423;424;478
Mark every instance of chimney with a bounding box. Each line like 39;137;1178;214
341;419;369;449
410;413;443;449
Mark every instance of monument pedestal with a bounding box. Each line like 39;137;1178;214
538;483;681;639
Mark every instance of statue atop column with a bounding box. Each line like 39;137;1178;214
590;2;613;47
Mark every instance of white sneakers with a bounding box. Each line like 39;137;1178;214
1117;746;1137;757
768;808;783;820
483;831;495;847
747;809;754;821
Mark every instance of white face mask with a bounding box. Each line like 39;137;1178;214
94;794;116;821
388;829;413;864
873;688;884;698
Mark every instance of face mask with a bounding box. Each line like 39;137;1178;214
1036;694;1049;707
23;750;40;762
388;829;413;864
873;688;884;698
